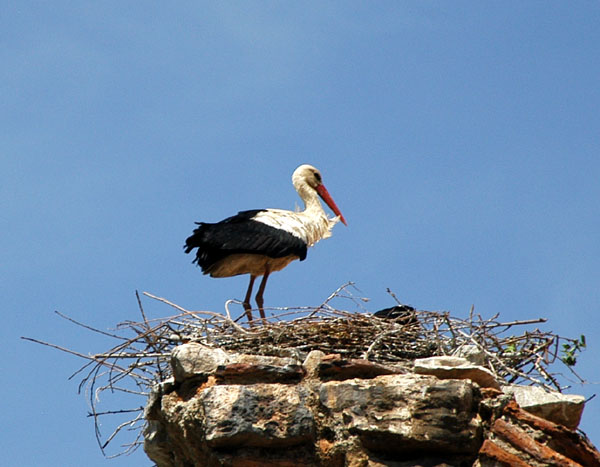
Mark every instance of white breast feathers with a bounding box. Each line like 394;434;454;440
253;209;340;247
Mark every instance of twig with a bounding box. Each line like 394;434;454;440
143;291;252;334
54;311;128;340
20;337;98;360
87;407;144;417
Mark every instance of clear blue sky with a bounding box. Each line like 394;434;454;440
3;2;599;465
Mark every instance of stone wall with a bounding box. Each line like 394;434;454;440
144;343;600;466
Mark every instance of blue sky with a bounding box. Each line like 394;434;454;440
3;2;600;465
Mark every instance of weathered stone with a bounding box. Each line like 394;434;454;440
478;439;531;467
503;384;585;429
491;417;580;466
314;354;402;381
144;420;176;467
476;399;600;467
502;400;600;467
319;374;482;455
145;344;600;467
478;388;513;424
414;356;501;390
144;377;175;420
171;342;230;382
303;349;326;378
214;362;304;384
234;353;301;367
171;343;302;383
208;446;319;466
201;383;315;448
453;344;487;366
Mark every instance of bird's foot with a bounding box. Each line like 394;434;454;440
242;302;254;325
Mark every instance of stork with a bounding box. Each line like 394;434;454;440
184;164;347;323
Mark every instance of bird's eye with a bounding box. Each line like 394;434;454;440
314;172;322;182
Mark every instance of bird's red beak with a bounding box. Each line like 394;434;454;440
316;184;347;226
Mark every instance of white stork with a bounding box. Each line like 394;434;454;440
184;164;347;323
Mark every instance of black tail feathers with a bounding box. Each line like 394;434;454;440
183;223;206;255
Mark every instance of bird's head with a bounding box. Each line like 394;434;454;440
293;164;347;226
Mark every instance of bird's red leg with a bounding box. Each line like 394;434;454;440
255;269;270;324
243;275;256;323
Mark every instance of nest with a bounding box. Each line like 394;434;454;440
22;282;587;458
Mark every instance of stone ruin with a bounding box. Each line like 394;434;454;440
143;342;598;466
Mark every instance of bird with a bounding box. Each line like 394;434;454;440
184;164;347;323
373;305;417;325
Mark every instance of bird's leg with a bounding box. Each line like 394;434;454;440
243;275;256;323
255;269;270;324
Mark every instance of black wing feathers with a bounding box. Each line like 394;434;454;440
184;210;307;272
